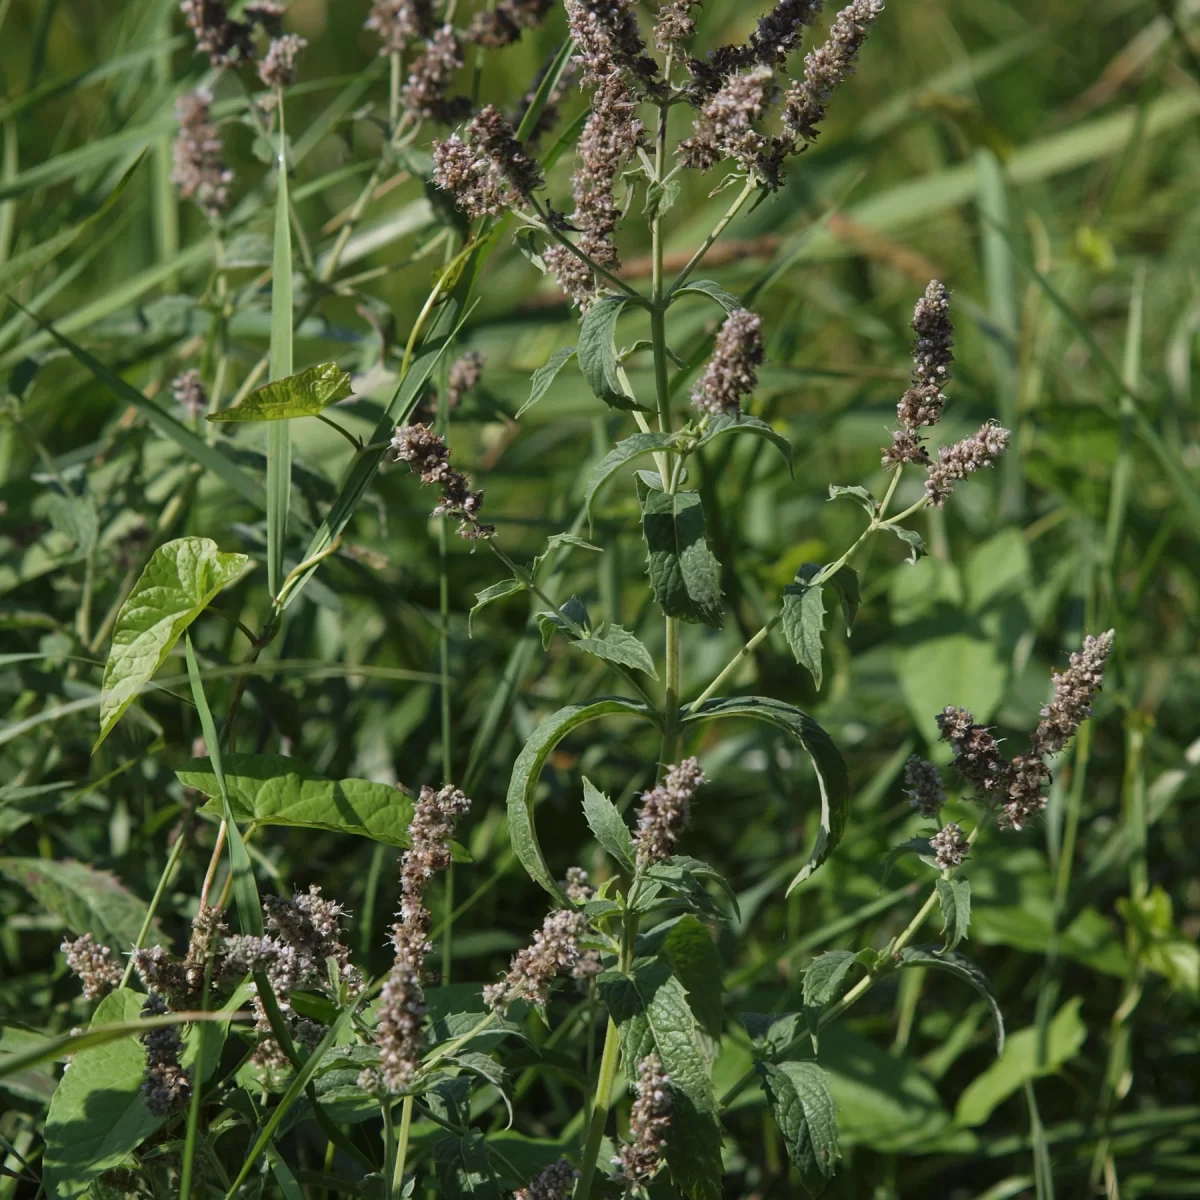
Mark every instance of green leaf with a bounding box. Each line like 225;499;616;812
581;777;636;873
739;1012;805;1059
661;915;724;1040
176;754;468;856
896;947;1004;1055
207;363;353;423
955;997;1085;1127
0;858;153;949
886;524;926;564
642;490;724;629
585;432;678;522
827;484;876;516
697;413;793;474
95;537;249;749
882;836;938;882
577;295;650;411
517;346;576;418
573;624;658;678
801;950;858;1009
598;965;722;1200
936;877;971;952
781;570;826;688
42;989;161;1200
531;532;601;576
683;698;848;892
825;566;860;634
674;278;742;314
758;1061;839;1194
469;578;524;635
506;699;658;902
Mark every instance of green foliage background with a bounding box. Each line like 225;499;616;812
2;0;1199;1195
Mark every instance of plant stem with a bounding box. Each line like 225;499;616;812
670;178;756;295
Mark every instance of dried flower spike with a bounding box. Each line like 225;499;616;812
565;0;660;91
484;908;588;1012
447;351;484;409
929;822;968;870
61;934;122;1001
433;105;543;220
750;0;825;66
180;0;254;69
469;0;553;46
139;994;192;1116
923;422;1010;507
374;962;427;1092
402;25;470;123
514;1159;579;1200
903;756;945;819
635;757;706;865
691;310;764;416
389;424;494;539
783;0;885;146
173;90;233;218
679;67;775;179
365;0;434;53
258;33;306;89
936;706;1009;805
614;1054;672;1185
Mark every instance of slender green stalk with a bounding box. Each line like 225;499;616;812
438;357;455;983
572;1014;623;1200
392;1095;414;1194
669;178;756;295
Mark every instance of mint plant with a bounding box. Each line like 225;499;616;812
0;1;1123;1198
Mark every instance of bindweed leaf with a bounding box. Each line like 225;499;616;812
758;1060;839;1194
581;777;637;873
577;295;651;411
95;537;249;749
517;345;576;417
936;877;971;952
207;363;353;423
642;490;724;629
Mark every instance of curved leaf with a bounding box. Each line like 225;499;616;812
683;697;848;892
207;363;353;423
673;278;743;314
577;295;650;411
506;699;657;901
801;950;858;1009
643;490;724;629
517;345;576;418
176;754;469;858
782;574;826;688
584;432;678;521
758;1060;839;1193
573;624;658;678
896;947;1005;1055
96;537;250;749
698;414;793;474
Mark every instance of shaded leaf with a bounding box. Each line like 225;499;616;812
825;566;860;634
782;571;826;688
758;1061;839;1193
577;295;650;411
661;915;724;1040
896;947;1004;1055
697;413;793;473
581;777;636;873
207;363;353;423
739;1012;805;1059
584;432;678;522
936;877;971;952
827;484;876;516
96;537;249;748
642;490;724;629
469;578;524;635
802;950;858;1009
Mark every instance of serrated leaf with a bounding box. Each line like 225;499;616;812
207;363;353;423
827;484;876;516
781;575;826;688
661;915;724;1040
642;490;724;629
535;595;590;648
801;950;858;1009
507;699;658;901
42;990;160;1199
176;754;469;858
469;578;524;635
582;777;636;873
758;1061;839;1193
573;624;658;677
896;947;1004;1055
644;178;681;221
683;698;848;892
0;858;153;949
674;278;742;314
531;532;601;576
936;877;971;952
584;432;678;522
887;524;927;564
825;566;860;634
517;346;576;418
697;413;793;473
577;295;650;411
739;1012;805;1059
598;965;722;1200
95;537;250;749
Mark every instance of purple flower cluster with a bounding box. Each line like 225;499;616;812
613;1054;672;1184
389;423;495;539
635;757;706;865
483;908;588;1012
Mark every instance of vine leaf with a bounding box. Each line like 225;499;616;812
598;964;723;1200
896;947;1004;1054
506;699;658;902
581;777;636;873
517;345;576;417
757;1060;840;1195
207;363;353;423
95;537;250;749
577;295;651;411
584;432;678;523
176;754;470;858
642;490;724;629
936;877;971;952
683;697;848;893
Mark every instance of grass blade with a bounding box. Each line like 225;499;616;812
267;110;294;601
